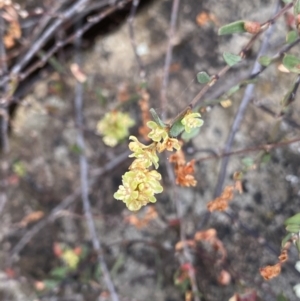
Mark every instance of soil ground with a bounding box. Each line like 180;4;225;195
1;0;300;300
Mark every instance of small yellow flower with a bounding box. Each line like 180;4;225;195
61;249;80;270
181;112;203;133
114;169;163;211
157;137;181;152
129;136;159;169
147;121;168;142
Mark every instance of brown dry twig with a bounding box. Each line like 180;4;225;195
169;1;293;127
73;27;119;300
0;12;9;152
128;0;146;80
160;0;180;119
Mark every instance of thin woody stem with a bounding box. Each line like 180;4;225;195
161;0;181;120
169;1;293;127
196;137;300;162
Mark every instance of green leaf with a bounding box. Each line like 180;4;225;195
223;52;242;67
149;108;167;128
226;85;240;95
13;161;27;178
70;144;82;155
95;88;107;106
284;212;300;226
218;20;246;35
282;0;292;3
111;254;126;278
169;119;185;137
197;71;210;84
296;239;300;254
281;233;293;248
50;266;70;279
281;79;298;108
258;55;272;67
42;279;60;291
261;153;271;164
282;54;300;73
94;263;102;280
295;0;300;15
242;157;254;168
181;127;200;142
286;224;300;233
139;81;148;90
277;293;289;301
286;30;298;44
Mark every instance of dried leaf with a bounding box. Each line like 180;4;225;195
220;99;232;108
53;242;63;257
117;83;130;102
278;249;288;263
260;263;281;280
196;12;211;26
70;63;87;83
194;228;217;241
175;240;196;251
125;206;158;228
170;150;197;187
18;211;44;227
207;186;234;212
218;269;231;285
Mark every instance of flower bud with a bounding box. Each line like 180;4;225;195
244;21;261;34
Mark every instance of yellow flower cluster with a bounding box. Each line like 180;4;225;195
61;249;80;270
97;111;135;147
114;111;203;211
114;121;181;211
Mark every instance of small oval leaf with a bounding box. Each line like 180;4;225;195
258;55;272;67
281;233;293;248
277;293;289;301
197;71;210;84
181;127;200;142
286;224;300;233
149;108;167;128
282;54;300;73
169;119;185;137
296;239;300;254
286;30;298;44
223;52;242;67
295;0;300;15
218;20;246;35
284;212;300;225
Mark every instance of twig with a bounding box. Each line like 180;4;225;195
0;193;7;215
0;14;9;152
256;101;300;130
73;26;119;301
160;0;180;120
29;0;70;44
213;1;280;198
10;187;80;261
196;137;300;162
201;36;300;110
0;0;132;92
169;1;293;127
11;0;91;77
128;0;146;80
9;150;129;260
